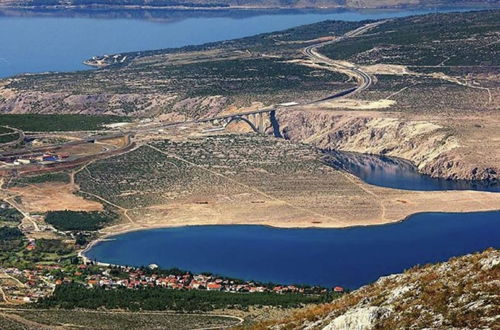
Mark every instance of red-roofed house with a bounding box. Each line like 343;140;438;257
207;283;222;291
333;286;344;293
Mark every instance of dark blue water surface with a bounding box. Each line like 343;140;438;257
86;211;500;289
326;151;500;192
0;7;490;78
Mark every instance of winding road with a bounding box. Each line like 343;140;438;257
178;21;384;123
302;21;385;101
127;21;385;132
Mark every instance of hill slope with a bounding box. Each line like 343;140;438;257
256;249;499;329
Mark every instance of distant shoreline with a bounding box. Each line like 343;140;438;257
1;3;498;12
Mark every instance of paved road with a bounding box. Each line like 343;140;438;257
303;21;386;101
127;21;386;132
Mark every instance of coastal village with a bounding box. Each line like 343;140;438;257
0;263;341;305
0;195;344;307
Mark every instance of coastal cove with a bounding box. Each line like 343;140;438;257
0;7;489;78
84;211;500;289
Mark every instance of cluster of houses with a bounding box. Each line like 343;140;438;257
84;54;127;68
0;266;56;303
0;263;343;305
83;266;334;294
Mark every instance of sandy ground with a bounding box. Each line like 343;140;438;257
301;98;396;110
97;172;500;238
7;183;103;213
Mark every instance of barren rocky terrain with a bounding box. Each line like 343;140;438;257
275;108;500;181
253;248;500;329
66;133;500;235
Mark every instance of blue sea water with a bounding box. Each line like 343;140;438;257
0;7;489;78
86;211;500;289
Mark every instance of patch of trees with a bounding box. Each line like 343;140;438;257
12;172;70;186
0;207;23;223
36;284;335;311
0;226;25;252
45;211;115;232
0;226;24;240
0;133;20;144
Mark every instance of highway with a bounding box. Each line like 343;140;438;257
302;21;385;101
136;22;386;131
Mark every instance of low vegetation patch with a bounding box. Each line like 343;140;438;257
45;210;116;231
36;283;336;311
0;114;131;132
9;172;71;187
322;11;499;67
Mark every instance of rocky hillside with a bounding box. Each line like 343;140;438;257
274;109;499;182
255;249;500;329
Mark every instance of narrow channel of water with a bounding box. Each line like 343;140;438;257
324;150;500;192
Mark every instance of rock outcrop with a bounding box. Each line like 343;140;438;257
260;249;500;329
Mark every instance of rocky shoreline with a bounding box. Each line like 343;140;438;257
273;109;499;183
